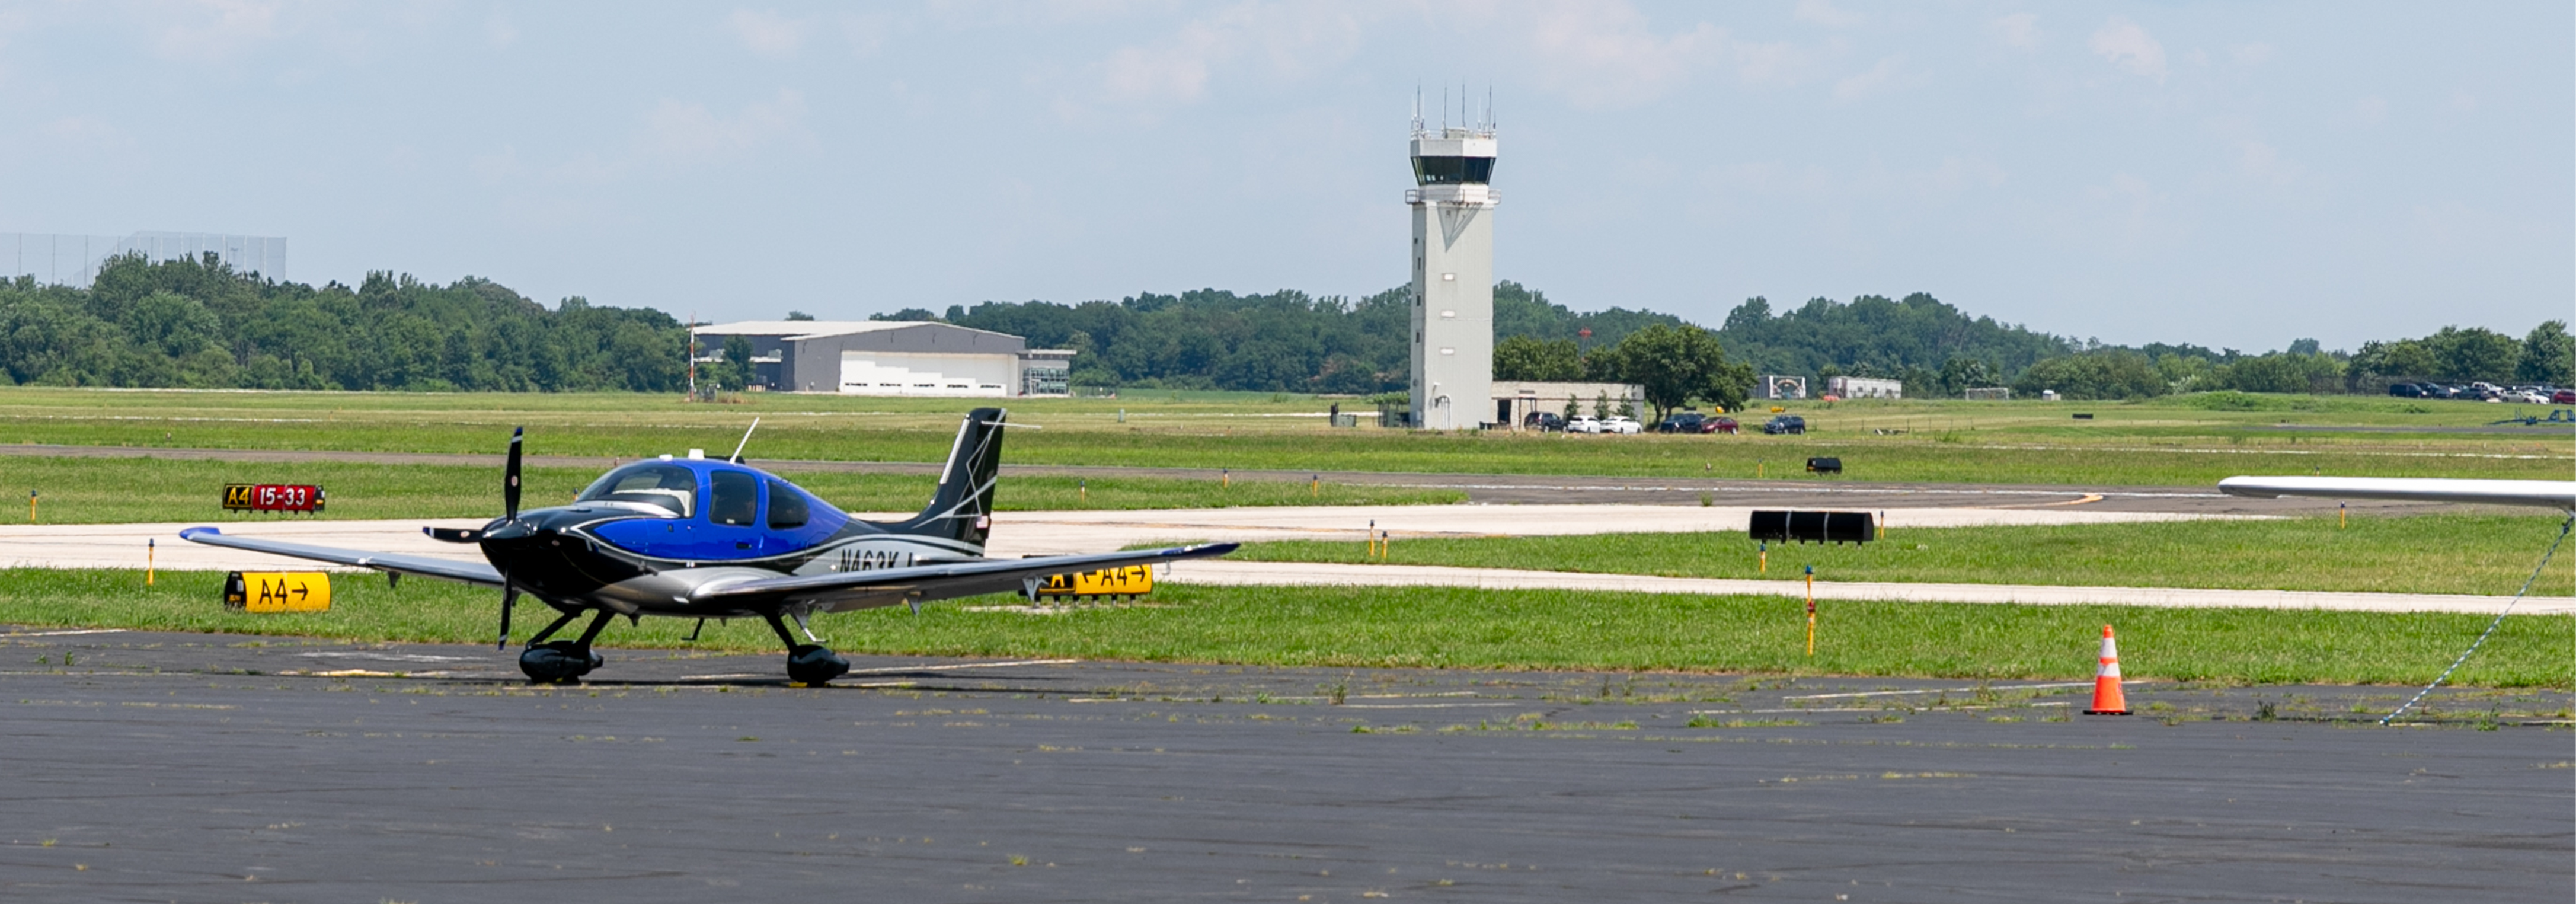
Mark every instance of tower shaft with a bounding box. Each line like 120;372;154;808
1407;127;1498;429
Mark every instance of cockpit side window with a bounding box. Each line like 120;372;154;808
573;463;699;518
766;478;809;529
709;470;760;526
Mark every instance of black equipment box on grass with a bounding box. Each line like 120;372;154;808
1749;510;1873;544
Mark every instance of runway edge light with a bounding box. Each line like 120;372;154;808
2085;625;2130;715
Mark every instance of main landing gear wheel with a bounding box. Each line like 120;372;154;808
786;644;851;686
516;609;615;684
519;641;602;683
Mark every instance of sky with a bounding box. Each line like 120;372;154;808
1;1;2568;352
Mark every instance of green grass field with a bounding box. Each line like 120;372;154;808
1223;515;2576;597
0;455;1462;524
3;386;2567;485
4;569;2567;686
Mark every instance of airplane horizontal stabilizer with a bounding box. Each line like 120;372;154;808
2217;477;2576;512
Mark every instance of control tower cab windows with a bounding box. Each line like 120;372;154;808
1412;156;1495;185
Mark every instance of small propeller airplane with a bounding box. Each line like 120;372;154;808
181;408;1238;685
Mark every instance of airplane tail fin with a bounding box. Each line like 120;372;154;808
896;408;1007;550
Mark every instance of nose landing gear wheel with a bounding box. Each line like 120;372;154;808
519;641;602;683
786;644;850;686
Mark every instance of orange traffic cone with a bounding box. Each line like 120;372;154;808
2085;624;2130;715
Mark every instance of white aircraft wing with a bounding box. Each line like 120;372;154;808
179;526;509;586
2217;477;2576;512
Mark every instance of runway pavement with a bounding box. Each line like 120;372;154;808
0;441;2512;512
7;506;2552;614
3;627;2568;902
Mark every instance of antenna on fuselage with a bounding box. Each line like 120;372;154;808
728;417;761;464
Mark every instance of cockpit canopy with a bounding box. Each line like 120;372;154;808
576;462;699;518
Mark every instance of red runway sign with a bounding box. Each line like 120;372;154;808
222;484;325;513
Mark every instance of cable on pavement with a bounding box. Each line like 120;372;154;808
2382;514;2573;725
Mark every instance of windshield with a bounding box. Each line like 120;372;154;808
574;463;699;518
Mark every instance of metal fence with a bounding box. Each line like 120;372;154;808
2;231;286;286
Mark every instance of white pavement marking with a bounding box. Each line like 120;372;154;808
0;506;2234;570
1161;560;2576;615
842;658;1079;675
1783;681;2122;700
1;628;129;637
9;507;2527;615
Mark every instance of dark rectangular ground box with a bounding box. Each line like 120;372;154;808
1805;457;1842;474
1749;510;1874;544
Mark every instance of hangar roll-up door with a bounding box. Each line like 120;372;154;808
839;352;1015;397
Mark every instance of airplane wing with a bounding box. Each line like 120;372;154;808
689;542;1239;613
2217;477;2576;512
178;526;508;587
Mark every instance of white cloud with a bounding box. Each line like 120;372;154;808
1095;4;1363;106
1988;12;2040;50
2238;141;2302;186
1794;0;1865;28
149;0;285;62
485;12;518;48
2088;17;2165;81
39;116;132;152
1521;1;1726;107
728;8;807;59
2230;43;2274;65
841;12;890;56
546;88;814;183
640;88;811;167
1833;55;1905;102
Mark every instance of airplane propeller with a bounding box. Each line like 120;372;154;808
497;426;523;649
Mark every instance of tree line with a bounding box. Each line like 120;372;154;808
0;254;685;391
8;253;2566;404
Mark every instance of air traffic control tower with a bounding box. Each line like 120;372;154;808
1406;114;1498;430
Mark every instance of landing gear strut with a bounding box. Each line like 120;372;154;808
765;612;849;686
519;609;612;683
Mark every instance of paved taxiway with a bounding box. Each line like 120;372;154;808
7;506;2557;614
4;627;2569;902
1;442;2532;512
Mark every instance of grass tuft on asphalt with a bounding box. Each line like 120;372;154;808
4;569;2566;687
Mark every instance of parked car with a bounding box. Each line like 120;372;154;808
1600;416;1644;435
1762;414;1807;435
2511;389;2551;404
1523;411;1566;432
1707;416;1740;435
1565;415;1603;434
1656;413;1708;433
2387;382;2425;398
2554;389;2576;405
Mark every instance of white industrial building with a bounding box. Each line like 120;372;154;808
690;320;1073;397
1493;381;1647;427
1407;113;1499;430
1824;376;1902;399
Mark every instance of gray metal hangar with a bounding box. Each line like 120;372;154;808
691;320;1073;397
